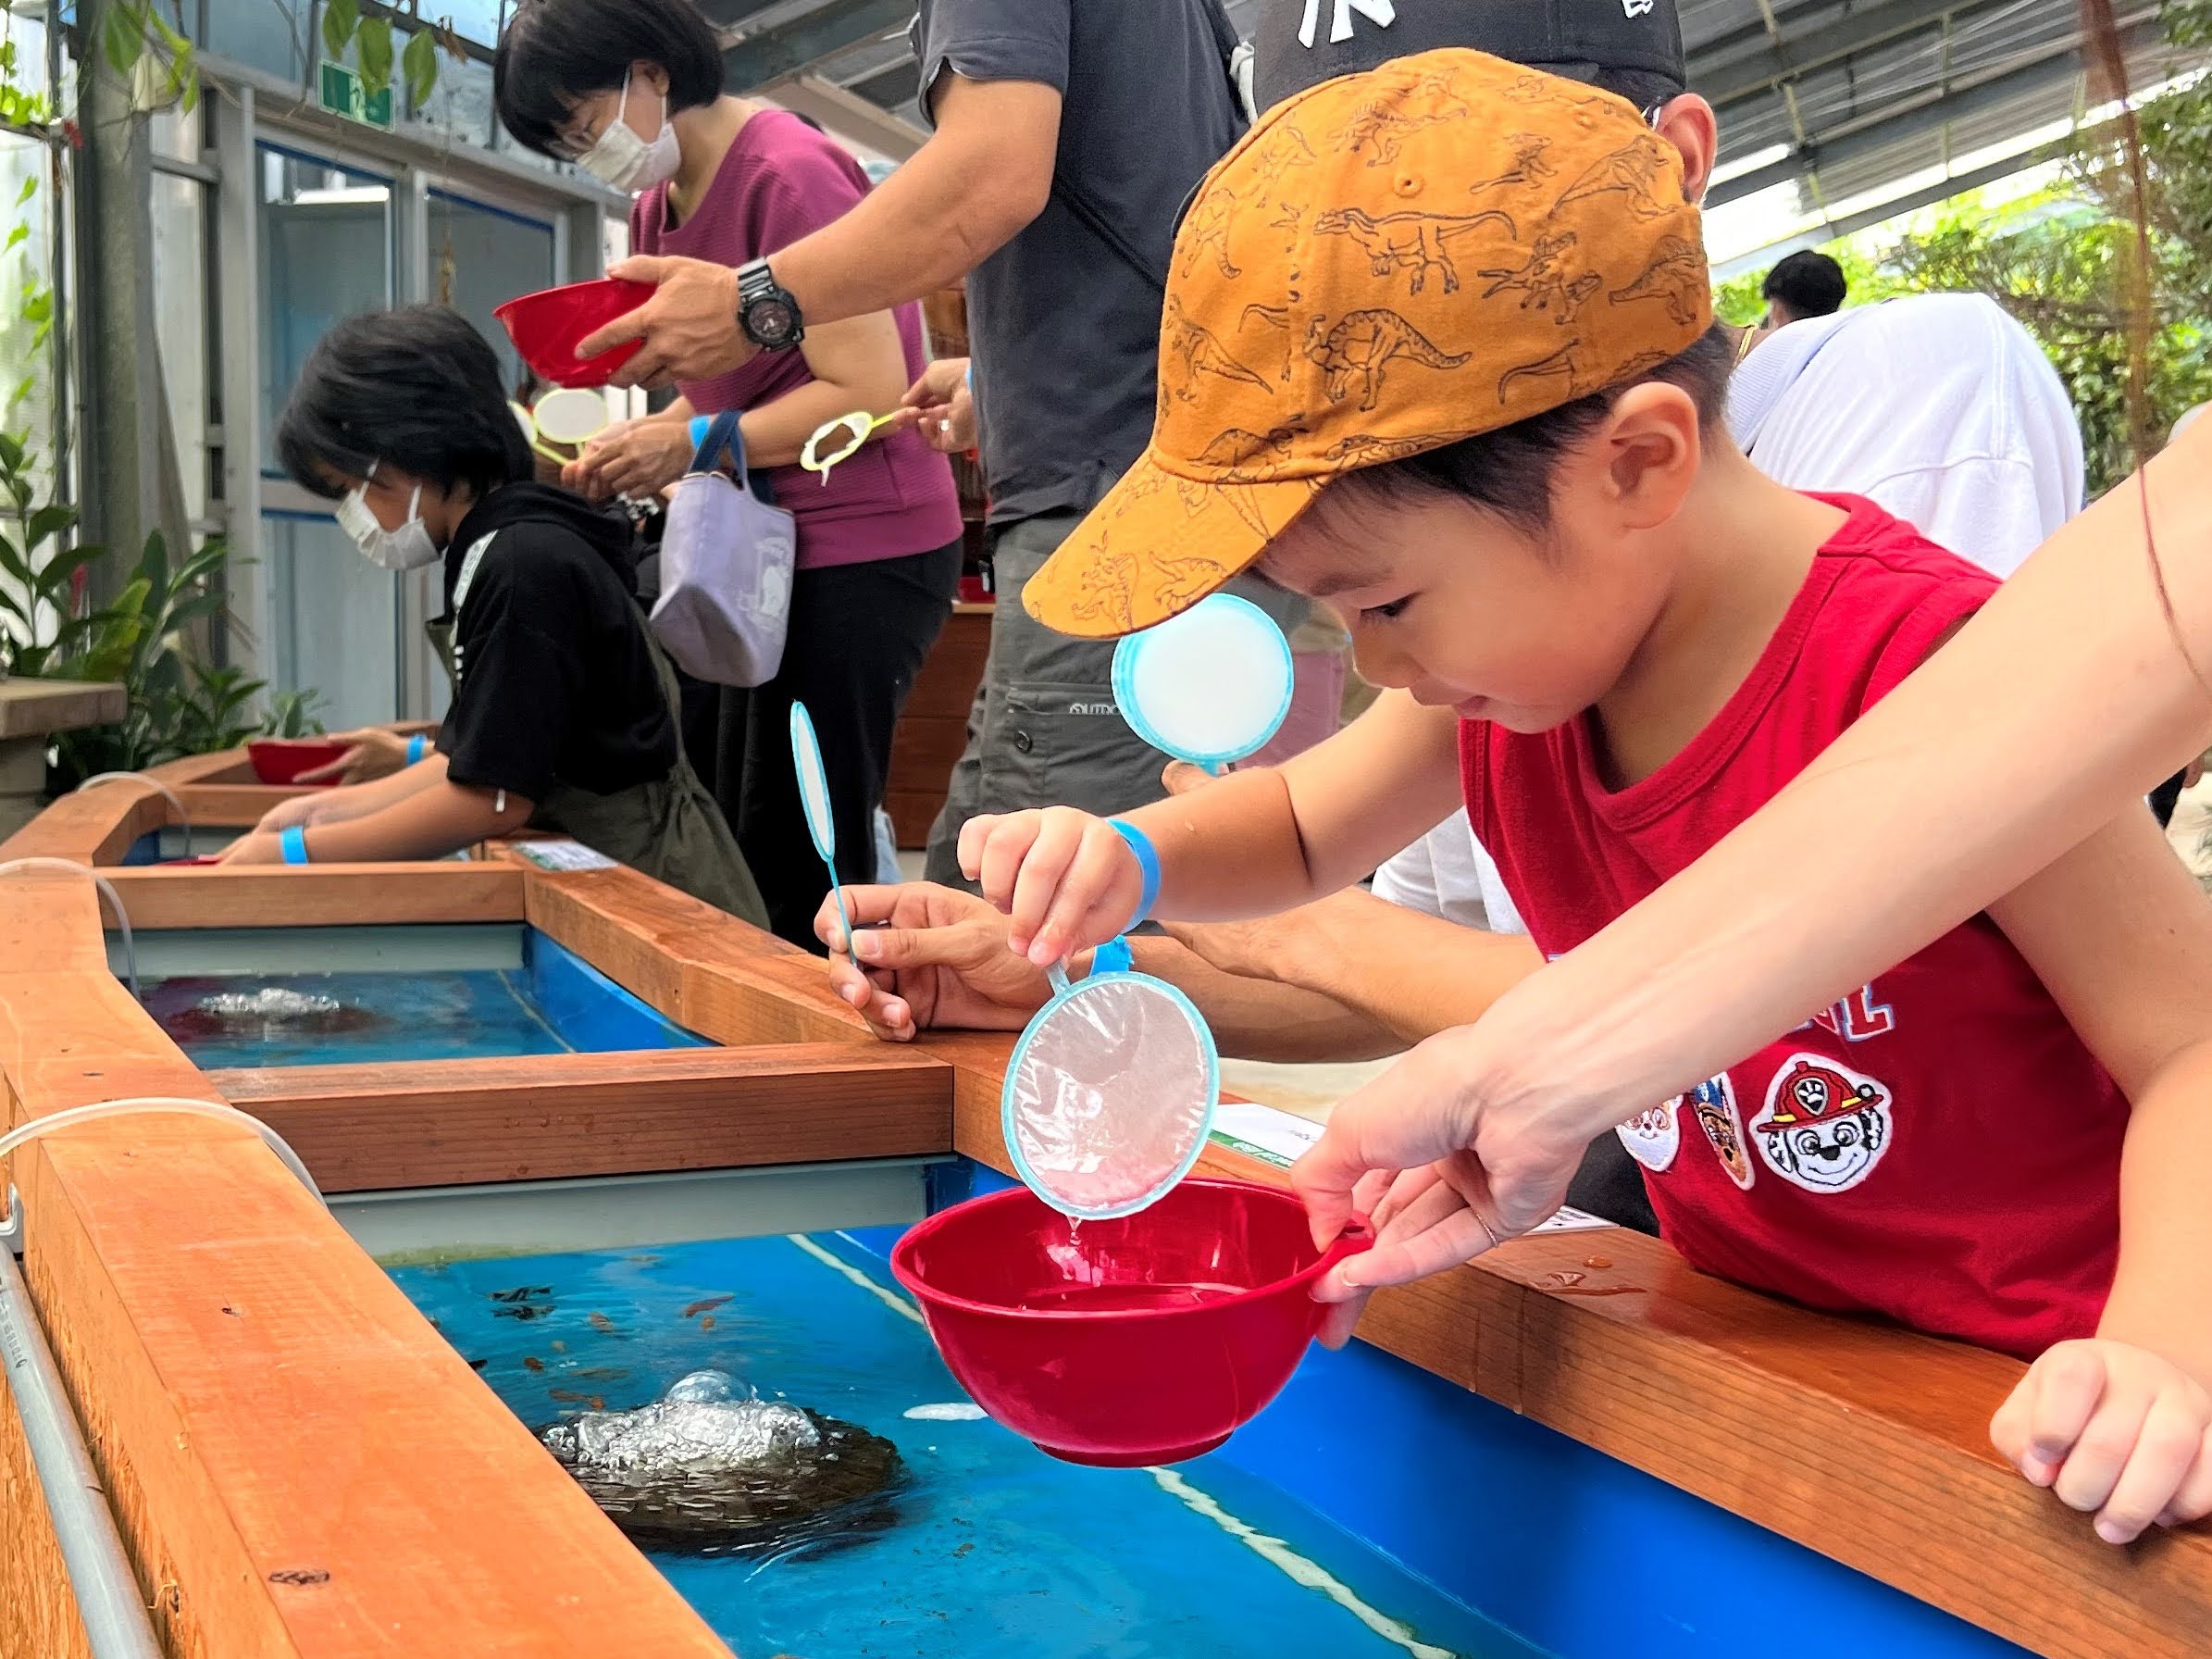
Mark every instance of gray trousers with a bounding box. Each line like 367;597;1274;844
924;507;1309;889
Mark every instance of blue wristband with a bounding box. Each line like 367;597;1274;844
1105;819;1161;931
406;734;427;766
280;825;309;866
963;361;974;391
1088;936;1134;978
689;414;711;450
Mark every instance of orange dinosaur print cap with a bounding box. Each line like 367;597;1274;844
1023;48;1712;641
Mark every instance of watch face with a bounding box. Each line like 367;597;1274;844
750;298;797;345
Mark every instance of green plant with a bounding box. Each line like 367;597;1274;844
317;0;473;110
262;687;329;739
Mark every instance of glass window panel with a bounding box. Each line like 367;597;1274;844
265;512;399;727
150;171;209;523
409;49;493;148
257;146;391;474
204;0;313;85
427;190;554;398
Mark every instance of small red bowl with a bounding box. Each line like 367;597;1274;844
493;279;655;389
246;738;351;786
891;1178;1371;1467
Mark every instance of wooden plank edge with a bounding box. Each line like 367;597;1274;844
98;864;527;929
205;1042;956;1191
1;973;731;1659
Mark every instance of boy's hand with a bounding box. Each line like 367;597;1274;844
814;882;1055;1041
956;808;1144;967
1991;1339;2212;1543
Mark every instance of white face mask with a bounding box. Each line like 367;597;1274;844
578;70;679;194
337;466;441;571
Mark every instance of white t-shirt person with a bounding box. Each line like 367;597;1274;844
1725;293;2084;580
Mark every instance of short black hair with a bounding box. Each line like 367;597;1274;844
494;0;726;160
1310;322;1736;534
1762;250;1847;320
277;306;534;501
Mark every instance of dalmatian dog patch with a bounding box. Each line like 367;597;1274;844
1750;1054;1894;1194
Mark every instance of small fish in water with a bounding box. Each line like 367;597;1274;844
522;1357;544;1373
489;1287;553;1304
588;1312;615;1334
550;1389;607;1409
551;1341;566;1353
700;1315;716;1332
542;1370;901;1558
682;1295;732;1320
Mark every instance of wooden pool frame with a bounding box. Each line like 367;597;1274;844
1;749;2206;1659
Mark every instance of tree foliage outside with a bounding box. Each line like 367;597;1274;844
1721;0;2212;498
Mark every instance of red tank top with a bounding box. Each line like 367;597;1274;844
1462;496;2122;1358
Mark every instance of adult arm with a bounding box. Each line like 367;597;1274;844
814;881;1402;1062
1299;429;2212;1274
1162;889;1543;1050
582;75;1062;385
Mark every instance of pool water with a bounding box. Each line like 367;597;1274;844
392;1232;1541;1659
138;932;706;1068
144;971;573;1068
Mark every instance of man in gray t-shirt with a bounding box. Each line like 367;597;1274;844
907;0;1307;886
584;0;1304;891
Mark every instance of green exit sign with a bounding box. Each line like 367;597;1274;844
317;59;393;131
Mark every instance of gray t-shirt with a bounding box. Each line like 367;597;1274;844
914;0;1242;524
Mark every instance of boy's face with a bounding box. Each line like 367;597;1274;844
1258;439;1680;734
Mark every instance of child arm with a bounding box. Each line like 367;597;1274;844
962;690;1463;966
225;775;533;865
1986;808;2212;1543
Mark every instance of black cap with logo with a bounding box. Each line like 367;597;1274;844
1249;0;1688;115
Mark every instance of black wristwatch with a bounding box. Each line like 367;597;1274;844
735;257;804;351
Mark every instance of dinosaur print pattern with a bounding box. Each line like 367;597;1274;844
1555;135;1680;224
1178;186;1243;281
1164;295;1273;401
1497;343;1675;405
1479;231;1603;324
1323;430;1485;465
1466;134;1557;195
1609;236;1707;328
1196;424;1306;480
1313;206;1519;296
1306;310;1472;411
1337;78;1469;168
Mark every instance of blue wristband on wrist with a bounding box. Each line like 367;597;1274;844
963;361;974;391
689;414;711;450
406;734;427;766
1105;819;1161;931
280;825;309;866
1088;937;1134;978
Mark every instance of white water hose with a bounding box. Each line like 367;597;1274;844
0;1098;325;1239
75;771;193;854
0;857;138;999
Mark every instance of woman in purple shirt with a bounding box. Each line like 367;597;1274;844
496;0;963;947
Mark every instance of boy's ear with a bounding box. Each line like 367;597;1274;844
1598;384;1703;532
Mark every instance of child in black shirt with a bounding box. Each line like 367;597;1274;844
225;306;766;927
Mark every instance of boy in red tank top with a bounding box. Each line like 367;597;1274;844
951;54;2212;1546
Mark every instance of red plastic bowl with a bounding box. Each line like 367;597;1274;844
493;279;655;389
891;1178;1371;1467
246;738;351;786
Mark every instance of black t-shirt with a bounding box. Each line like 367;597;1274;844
435;484;676;802
912;0;1244;522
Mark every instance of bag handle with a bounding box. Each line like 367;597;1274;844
690;410;750;486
